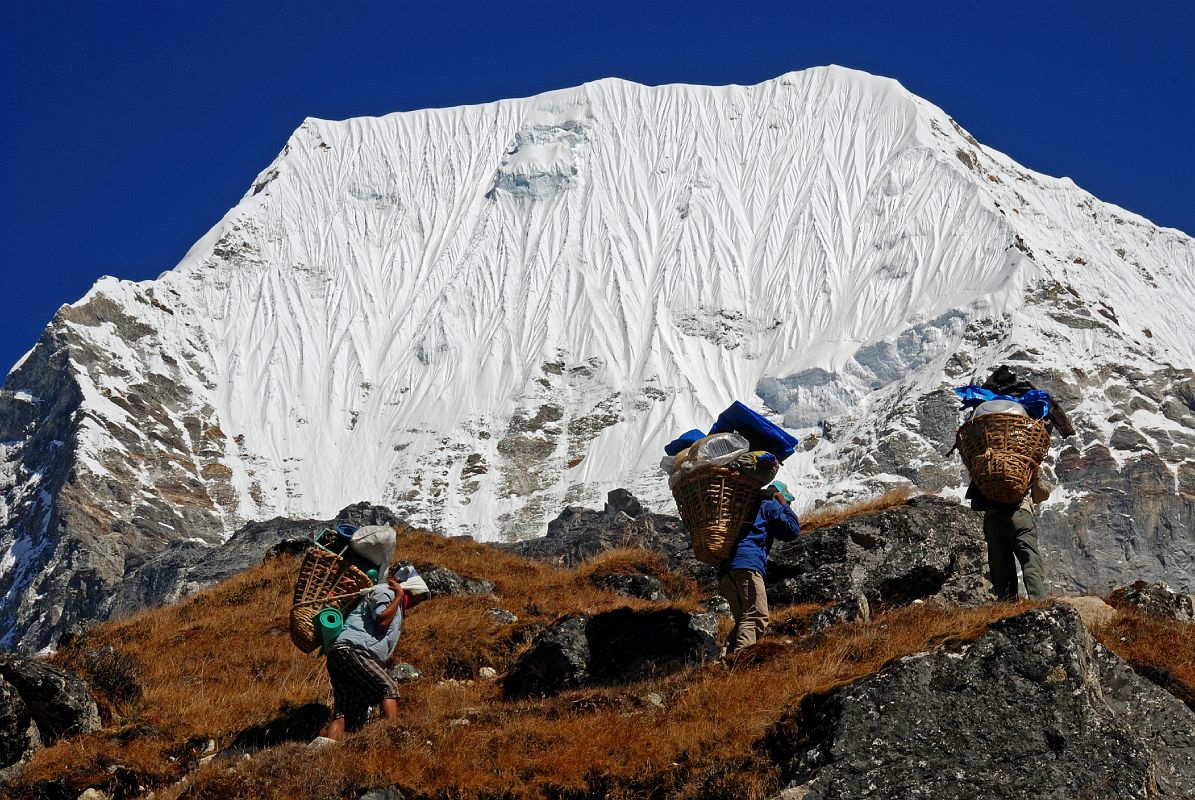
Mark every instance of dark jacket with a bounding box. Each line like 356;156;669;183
722;497;801;577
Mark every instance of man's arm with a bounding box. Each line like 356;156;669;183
1030;472;1053;504
765;495;801;541
374;579;406;632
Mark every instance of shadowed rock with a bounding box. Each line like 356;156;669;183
504;608;719;698
0;674;37;769
503;617;590;698
767;496;987;608
761;605;1195;799
0;656;100;743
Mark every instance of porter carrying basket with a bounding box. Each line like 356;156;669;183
672;466;763;565
289;546;372;653
957;413;1051;505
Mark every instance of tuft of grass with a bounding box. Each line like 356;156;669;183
1095;607;1195;710
799;486;917;532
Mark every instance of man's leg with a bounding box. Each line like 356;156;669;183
1010;509;1047;600
321;716;346;741
719;572;745;653
742;570;769;646
730;569;766;651
984;511;1019;601
380;697;399;720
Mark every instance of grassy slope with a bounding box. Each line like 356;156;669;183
12;514;1194;800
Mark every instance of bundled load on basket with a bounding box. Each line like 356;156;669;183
953;384;1054;505
660;401;799;565
289;524;397;654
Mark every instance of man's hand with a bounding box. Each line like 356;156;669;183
387;576;405;602
773;492;789;506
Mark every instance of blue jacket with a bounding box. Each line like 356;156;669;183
722;497;801;577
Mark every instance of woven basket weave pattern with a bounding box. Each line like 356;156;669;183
672;467;762;565
959;414;1051;505
289;548;371;653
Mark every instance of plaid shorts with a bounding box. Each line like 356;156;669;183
326;642;399;731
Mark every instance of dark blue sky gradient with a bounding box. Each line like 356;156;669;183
3;1;1193;373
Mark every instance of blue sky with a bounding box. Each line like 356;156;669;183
3;1;1193;374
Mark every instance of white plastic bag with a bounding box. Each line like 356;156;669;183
974;399;1027;418
666;433;749;488
691;433;750;465
349;525;397;571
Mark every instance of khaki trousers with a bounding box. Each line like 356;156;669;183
719;568;769;653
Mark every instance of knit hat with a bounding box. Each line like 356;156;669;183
768;481;795;503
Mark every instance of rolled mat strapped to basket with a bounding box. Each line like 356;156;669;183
671;466;763;565
289;547;372;653
957;413;1051;505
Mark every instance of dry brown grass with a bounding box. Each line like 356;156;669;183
1095;607;1195;710
798;486;917;532
13;521;1036;800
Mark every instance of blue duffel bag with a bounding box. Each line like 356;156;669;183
709;402;799;463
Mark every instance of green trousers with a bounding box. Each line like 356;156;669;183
983;508;1046;600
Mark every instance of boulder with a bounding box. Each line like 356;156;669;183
486;608;518;626
0;656;100;743
1107;580;1195;622
585;608;720;683
591;572;667;601
0;674;37;769
416;565;496;597
503;617;590;698
762;606;1195;799
504;608;720;698
386;663;423;683
767;496;987;608
1056;596;1119;629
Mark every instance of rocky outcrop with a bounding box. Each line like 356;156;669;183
503;489;718;589
415;565;496;597
1107;580;1195;622
503;608;719;698
768;496;987;607
503;616;590;698
112;502;401;617
0;657;99;744
519;491;991;608
0;674;37;770
762;605;1195;799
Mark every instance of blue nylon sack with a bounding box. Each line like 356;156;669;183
953;385;1050;419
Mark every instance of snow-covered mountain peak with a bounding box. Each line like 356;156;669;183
2;66;1193;650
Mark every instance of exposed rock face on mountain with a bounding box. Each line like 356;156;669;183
3;66;1194;651
762;605;1195;799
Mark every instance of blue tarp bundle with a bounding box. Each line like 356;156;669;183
664;428;706;456
954;385;1051;420
709;401;799;463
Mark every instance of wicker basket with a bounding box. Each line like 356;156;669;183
671;466;763;565
957;413;1050;505
289;547;372;653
